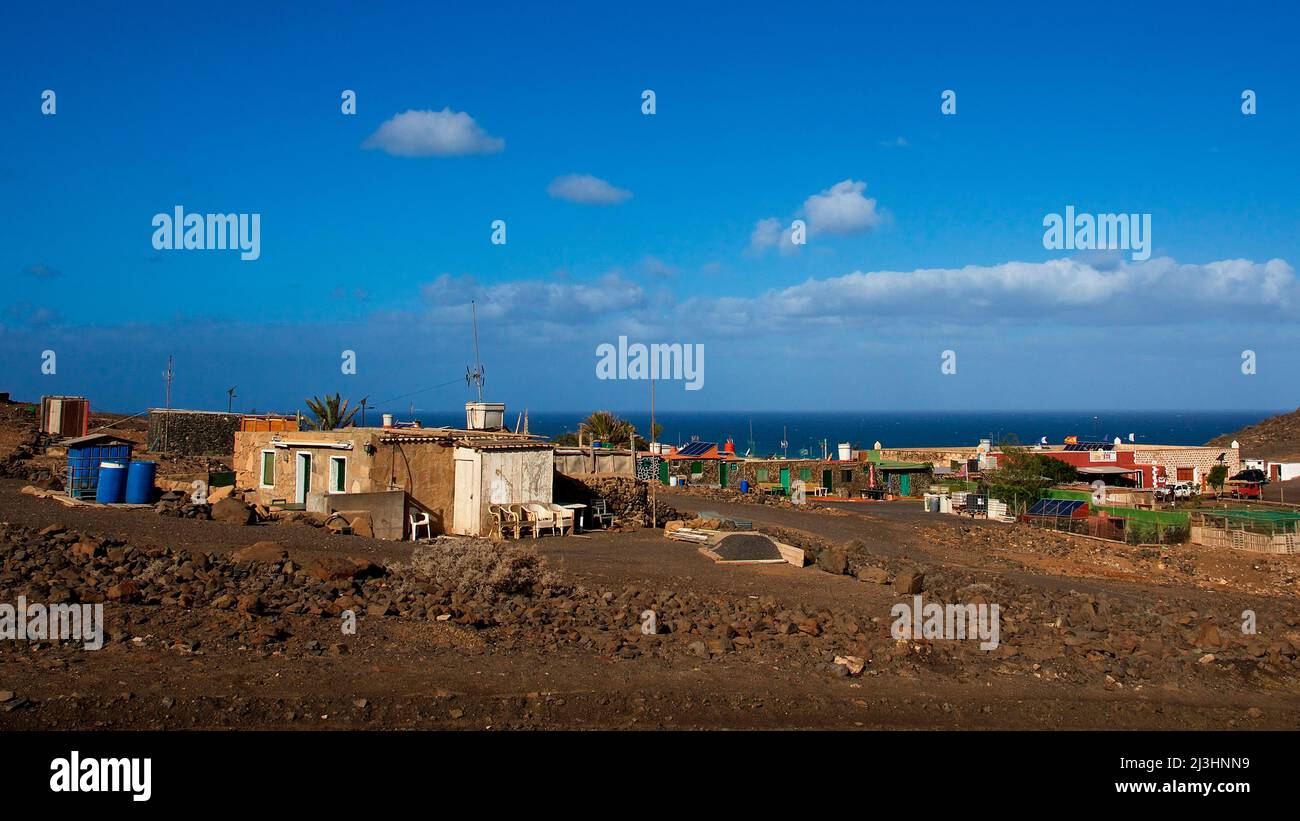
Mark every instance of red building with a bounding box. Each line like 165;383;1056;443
1035;444;1166;488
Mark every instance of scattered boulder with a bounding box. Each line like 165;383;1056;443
834;655;866;676
211;497;255;526
232;541;288;563
894;569;925;594
304;556;383;582
856;566;890;584
816;548;849;576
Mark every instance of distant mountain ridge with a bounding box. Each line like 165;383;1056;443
1206;407;1300;460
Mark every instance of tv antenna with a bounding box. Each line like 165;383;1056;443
465;300;485;402
226;386;237;413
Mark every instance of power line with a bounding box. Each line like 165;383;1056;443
367;377;466;409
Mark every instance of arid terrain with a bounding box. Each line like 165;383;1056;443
1;400;1298;730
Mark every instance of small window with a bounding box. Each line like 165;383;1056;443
329;456;347;493
800;468;811;481
260;451;275;487
842;469;853;483
691;461;703;475
757;468;769;482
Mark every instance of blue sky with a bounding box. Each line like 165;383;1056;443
3;1;1298;416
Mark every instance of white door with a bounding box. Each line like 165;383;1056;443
296;452;312;504
453;454;476;534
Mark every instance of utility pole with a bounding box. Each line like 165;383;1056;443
226;386;237;413
162;355;174;452
650;375;657;529
359;397;368;428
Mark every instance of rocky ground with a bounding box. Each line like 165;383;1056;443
0;476;1297;729
1;396;1298;730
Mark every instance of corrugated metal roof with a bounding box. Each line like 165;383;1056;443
61;433;135;448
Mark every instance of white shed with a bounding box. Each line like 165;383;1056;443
452;438;555;536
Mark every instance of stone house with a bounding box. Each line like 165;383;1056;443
233;424;554;538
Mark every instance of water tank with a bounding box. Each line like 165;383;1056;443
837;442;851;461
97;462;128;504
125;461;158;504
465;401;506;430
382;413;394;428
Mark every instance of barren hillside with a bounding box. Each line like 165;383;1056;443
1206;407;1300;460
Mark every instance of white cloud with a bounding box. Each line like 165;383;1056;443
546;174;632;205
682;257;1297;326
802;179;882;236
749;217;781;253
362;108;504;157
404;256;1296;351
640;256;679;278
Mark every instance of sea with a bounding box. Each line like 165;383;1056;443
415;410;1281;457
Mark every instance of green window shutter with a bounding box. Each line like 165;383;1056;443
757;468;768;482
334;458;346;492
800;468;811;481
261;451;274;485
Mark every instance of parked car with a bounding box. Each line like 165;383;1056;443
1231;483;1263;499
1155;481;1199;501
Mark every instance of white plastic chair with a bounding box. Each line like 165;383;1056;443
409;511;432;540
523;502;556;537
547;503;575;535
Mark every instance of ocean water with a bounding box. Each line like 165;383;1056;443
449;410;1280;457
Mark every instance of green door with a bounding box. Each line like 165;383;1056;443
779;468;790;493
822;469;833;493
900;473;911;496
659;460;669;485
719;463;728;489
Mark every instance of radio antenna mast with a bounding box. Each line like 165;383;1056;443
465;300;485;402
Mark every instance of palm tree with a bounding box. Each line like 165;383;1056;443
577;411;661;448
579;410;634;443
304;393;364;430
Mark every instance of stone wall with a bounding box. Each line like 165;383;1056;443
149;410;241;456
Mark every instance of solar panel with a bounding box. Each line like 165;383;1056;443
1028;498;1084;517
1065;442;1113;451
676;441;716;457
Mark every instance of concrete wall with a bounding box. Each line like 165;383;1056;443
327;490;408;540
554;447;635;478
379;438;455;534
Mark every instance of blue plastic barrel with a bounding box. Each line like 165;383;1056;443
125;461;158;504
97;462;128;504
739;480;750;493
